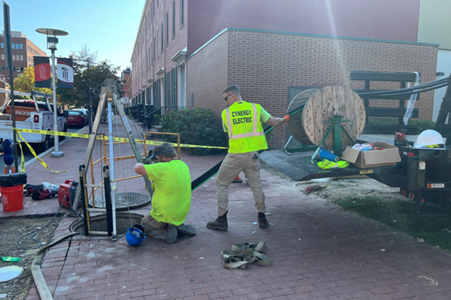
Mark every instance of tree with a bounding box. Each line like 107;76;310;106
13;66;53;95
58;44;124;110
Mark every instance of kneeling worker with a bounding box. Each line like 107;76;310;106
134;142;195;244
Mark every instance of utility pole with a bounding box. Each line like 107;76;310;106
3;2;19;171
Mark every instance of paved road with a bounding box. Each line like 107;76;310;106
0;126;83;173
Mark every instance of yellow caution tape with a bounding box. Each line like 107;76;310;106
16;131;69;174
15;132;26;174
14;128;228;150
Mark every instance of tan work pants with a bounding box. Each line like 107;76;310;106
141;213;168;240
216;151;266;216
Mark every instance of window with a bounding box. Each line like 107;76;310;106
1;43;3;48
20;44;23;50
13;66;16;71
172;1;176;37
12;55;15;60
165;67;177;108
12;43;15;49
165;12;169;45
180;0;184;27
20;55;23;61
1;54;4;60
153;37;156;61
161;22;163;53
21;67;24;72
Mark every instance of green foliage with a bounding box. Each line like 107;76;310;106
407;119;435;132
367;117;397;126
367;117;436;133
153;114;161;124
161;108;227;155
332;196;451;252
13;66;53;95
58;44;123;109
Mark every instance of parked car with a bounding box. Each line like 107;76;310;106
66;110;87;127
73;108;89;116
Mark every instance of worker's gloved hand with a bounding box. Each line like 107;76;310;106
283;115;290;123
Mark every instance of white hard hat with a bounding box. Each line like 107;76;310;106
414;129;445;148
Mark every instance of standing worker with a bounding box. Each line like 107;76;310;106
206;85;289;231
134;142;196;244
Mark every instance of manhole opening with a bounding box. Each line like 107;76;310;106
70;212;144;237
89;192;151;211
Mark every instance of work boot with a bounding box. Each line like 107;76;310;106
177;224;197;236
166;224;178;244
206;212;228;231
258;212;269;229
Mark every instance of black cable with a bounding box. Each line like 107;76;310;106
358;78;449;97
359;78;449;96
360;83;448;98
16;182;75;250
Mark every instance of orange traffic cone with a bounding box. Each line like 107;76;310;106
4;165;16;174
232;174;242;183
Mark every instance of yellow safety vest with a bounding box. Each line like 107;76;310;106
222;101;268;153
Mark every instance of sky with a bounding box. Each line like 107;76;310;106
1;0;145;74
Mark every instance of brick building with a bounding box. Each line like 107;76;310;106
128;0;439;148
120;68;131;107
0;31;46;83
0;31;47;105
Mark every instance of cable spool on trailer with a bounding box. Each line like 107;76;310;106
287;86;366;151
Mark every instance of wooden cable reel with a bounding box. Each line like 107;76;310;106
287;86;366;151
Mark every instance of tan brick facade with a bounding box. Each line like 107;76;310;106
188;29;438;149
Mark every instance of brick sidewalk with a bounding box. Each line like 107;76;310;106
3;118;451;300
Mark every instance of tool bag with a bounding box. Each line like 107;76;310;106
25;184;58;200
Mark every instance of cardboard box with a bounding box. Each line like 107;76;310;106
341;141;401;169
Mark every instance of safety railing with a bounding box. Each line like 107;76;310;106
87;131;181;207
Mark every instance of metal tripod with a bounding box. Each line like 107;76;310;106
70;80;153;239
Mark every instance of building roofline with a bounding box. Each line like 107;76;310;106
187;27;439;60
131;0;151;63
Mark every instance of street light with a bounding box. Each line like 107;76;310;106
36;28;68;157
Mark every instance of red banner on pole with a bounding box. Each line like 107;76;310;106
33;56;51;88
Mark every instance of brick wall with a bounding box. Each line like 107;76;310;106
187;31;229;118
188;29;438;149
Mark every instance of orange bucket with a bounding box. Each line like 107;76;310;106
1;185;24;212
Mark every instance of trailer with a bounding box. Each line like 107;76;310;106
0;90;67;152
261;72;451;214
192;72;451;215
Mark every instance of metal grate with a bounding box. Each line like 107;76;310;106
90;192;151;211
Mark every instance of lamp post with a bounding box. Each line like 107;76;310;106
36;28;68;157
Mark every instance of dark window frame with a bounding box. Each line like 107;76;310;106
161;22;164;53
152;37;156;61
180;0;184;28
172;0;176;38
165;12;169;45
